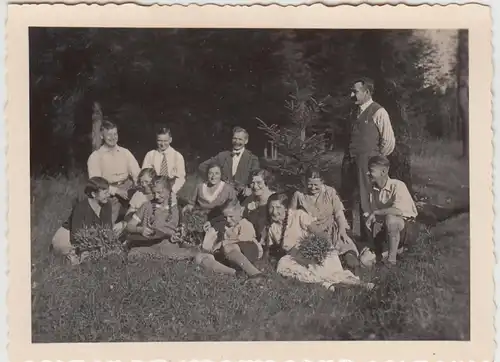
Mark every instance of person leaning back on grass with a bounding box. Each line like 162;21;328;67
141;126;186;195
87;119;141;223
362;155;418;267
201;201;265;281
51;177;126;265
264;192;374;291
125;175;194;260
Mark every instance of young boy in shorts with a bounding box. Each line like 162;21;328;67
203;202;264;279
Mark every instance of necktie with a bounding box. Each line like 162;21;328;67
160;152;169;177
232;151;241;157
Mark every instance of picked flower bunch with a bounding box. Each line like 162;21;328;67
176;208;207;246
297;232;333;266
72;224;124;261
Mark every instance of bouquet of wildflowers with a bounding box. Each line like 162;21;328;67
73;224;124;261
297;232;333;265
177;208;207;246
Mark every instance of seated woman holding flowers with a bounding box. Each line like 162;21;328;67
182;162;238;243
264;192;373;291
51;177;126;265
290;167;360;272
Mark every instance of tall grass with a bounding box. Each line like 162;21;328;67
31;141;470;342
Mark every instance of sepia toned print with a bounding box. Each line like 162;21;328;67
7;2;493;362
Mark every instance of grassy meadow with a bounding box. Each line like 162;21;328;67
30;141;470;342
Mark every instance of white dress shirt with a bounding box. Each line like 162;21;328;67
359;99;396;156
231;147;245;176
142;147;186;193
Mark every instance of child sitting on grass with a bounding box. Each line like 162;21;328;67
202;201;264;280
125;175;194;260
265;192;373;291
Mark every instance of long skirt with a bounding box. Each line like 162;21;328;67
276;250;363;289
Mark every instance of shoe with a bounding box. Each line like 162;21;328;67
321;282;336;292
243;273;267;285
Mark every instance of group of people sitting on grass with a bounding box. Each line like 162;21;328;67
51;78;419;291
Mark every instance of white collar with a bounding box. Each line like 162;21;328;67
202;181;226;202
372;177;394;192
100;144;121;152
359;99;374;113
232;148;245;155
158;147;172;155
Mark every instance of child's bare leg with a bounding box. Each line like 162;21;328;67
223;244;261;277
385;215;405;264
195;252;236;275
202;228;218;252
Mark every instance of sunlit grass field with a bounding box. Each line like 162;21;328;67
31;141;470;342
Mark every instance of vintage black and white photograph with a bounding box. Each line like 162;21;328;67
28;25;473;341
28;24;474;343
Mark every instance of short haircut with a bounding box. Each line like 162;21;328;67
152;175;172;190
223;200;243;214
250;169;274;187
353;77;375;95
206;162;222;174
233;126;249;139
156;125;172;136
138;168;157;180
100;118;118;132
368;155;391;169
84;177;110;197
305;166;323;181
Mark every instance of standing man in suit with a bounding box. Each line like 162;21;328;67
199;127;260;201
341;77;396;243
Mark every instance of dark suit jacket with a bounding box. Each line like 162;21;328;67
198;149;260;190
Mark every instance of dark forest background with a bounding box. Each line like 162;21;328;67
29;28;468;177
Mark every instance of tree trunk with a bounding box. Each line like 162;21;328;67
91;102;103;151
457;30;469;159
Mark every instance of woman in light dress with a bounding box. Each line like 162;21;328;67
265;192;373;291
290;167;360;271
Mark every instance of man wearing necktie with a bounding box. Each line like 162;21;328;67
142;127;186;194
341;78;396;244
198;127;260;202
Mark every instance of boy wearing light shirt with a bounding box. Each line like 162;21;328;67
141;126;186;194
87;120;141;223
364;155;418;266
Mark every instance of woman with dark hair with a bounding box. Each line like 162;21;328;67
291;167;360;271
241;169;276;241
264;192;372;291
182;162;238;250
51;176;125;265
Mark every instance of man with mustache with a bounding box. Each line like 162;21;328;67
341;77;396;243
198;127;260;201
